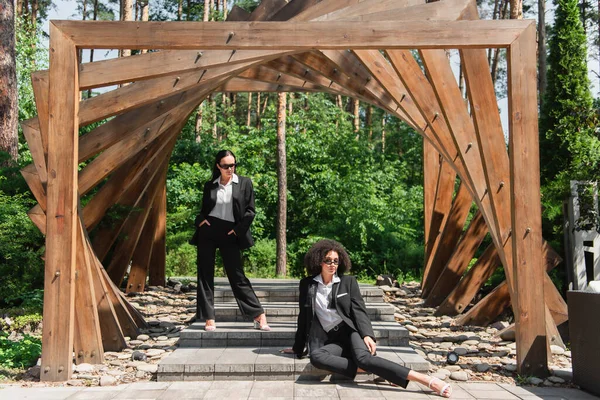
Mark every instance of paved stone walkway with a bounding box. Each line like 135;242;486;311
1;381;599;399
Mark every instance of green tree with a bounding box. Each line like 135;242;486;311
539;0;600;241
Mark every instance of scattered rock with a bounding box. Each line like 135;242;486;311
74;363;95;373
136;364;158;373
132;351;148;362
405;325;418;333
528;377;544;385
550;345;565;355
547;376;565;384
67;379;85;386
450;371;469;381
475;363;491;373
100;376;117;386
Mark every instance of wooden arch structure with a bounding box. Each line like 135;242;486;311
19;0;568;382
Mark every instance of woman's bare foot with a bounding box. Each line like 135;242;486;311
428;377;452;398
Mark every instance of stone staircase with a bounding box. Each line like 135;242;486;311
157;278;429;381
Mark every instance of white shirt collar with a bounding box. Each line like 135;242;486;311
213;173;239;185
313;273;340;286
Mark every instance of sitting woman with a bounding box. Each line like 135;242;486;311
283;239;452;398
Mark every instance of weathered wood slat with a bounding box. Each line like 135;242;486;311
226;5;251;21
247;0;288;21
435;242;499;316
31;72;49;157
73;220;104;365
40;24;78;382
21;121;48;185
425;211;488;307
53;20;531;50
148;185;167;287
21;164;47;211
422;182;472;298
126;200;159;294
507;24;547;377
423;141;440;267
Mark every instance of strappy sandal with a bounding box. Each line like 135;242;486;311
428;377;452;398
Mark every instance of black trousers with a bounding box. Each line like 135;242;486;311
309;321;410;388
196;216;264;321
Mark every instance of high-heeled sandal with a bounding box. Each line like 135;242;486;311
428;377;452;398
204;320;216;332
253;318;271;331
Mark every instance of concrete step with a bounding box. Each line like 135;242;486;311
206;278;386;304
208;302;395;322
178;321;409;348
157;346;430;382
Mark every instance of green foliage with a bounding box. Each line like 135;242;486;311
0;314;42;333
244;239;278;278
0;333;42;370
539;0;600;259
166;243;197;277
0;188;45;308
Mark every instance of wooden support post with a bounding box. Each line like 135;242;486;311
423;140;440;267
126;198;159;294
422;182;472;298
422;159;456;288
21;121;48;185
148;185;167;287
40;23;79;382
435;242;500;316
73;220;104;365
507;23;547;377
425;211;488;307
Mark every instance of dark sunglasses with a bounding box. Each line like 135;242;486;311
322;258;339;265
219;163;237;169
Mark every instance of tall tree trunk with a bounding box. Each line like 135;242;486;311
187;0;191;20
204;0;210;21
86;0;99;99
256;92;261;128
16;0;23;16
509;0;522;19
0;0;18;164
538;0;547;104
366;105;372;140
121;0;133;57
336;95;343;109
209;0;214;20
222;0;227;19
488;0;500;63
458;56;465;98
276;92;287;277
353;98;360;134
177;0;182;20
381;114;386;153
211;95;217;139
195;103;203;141
134;0;138;20
288;92;294;114
491;0;509;84
30;0;37;27
247;92;252;126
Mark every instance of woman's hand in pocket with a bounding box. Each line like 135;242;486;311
198;219;211;227
227;229;236;236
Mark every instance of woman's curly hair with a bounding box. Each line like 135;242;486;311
304;239;352;276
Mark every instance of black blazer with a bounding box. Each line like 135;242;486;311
292;274;375;358
190;175;256;250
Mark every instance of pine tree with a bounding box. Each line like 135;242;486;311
539;0;596;185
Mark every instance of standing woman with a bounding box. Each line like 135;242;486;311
283;239;451;398
190;150;270;332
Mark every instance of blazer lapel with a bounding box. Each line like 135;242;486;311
329;281;340;309
232;179;241;218
209;181;219;206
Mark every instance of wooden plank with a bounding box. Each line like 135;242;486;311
40;23;78;383
78;96;198;194
312;0;425;21
86;238;128;351
73;219;104;365
28;204;47;235
31;71;49;157
54;20;532;50
454;241;562;325
78;62;246;125
507;23;547;377
226;5;251;21
21;164;47;211
247;0;288;21
423;140;440;267
435;242;500;316
237;66;324;91
425;211;488;307
290;0;361;21
98;263;140;339
21;122;48;185
148;185;166;287
270;0;320;21
461;47;513;289
90;136;176;261
126;199;158;294
422;159;456;288
422;182;472;298
218;78;320;93
419;46;500;253
106;164;169;286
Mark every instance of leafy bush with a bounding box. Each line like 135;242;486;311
0;333;42;369
0;314;42;333
244;239;278;278
0;189;45;307
166;243;197;277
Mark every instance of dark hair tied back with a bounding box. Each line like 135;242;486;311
304;239;351;276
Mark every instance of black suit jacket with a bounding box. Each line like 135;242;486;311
190;175;256;250
292;274;375;358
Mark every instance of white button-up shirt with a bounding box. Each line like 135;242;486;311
208;174;238;222
313;274;343;332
